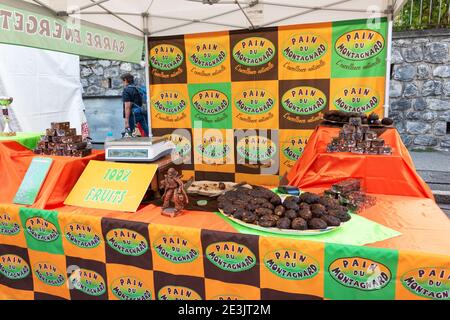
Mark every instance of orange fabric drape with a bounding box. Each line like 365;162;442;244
287;126;434;199
47;192;450;256
0;141;105;209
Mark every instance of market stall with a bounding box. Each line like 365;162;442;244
1;187;449;300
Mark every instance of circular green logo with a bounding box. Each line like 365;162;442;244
333;86;379;113
282;86;327;115
237;135;277;162
235;88;275;115
150;44;184;71
111;276;152;300
192;90;229;115
153;91;187;115
233;36;276;66
283;33;327;63
189;41;226;68
206;242;256;272
335;29;385;61
264;249;320;280
154;235;199;264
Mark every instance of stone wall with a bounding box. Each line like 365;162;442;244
390;29;450;150
80;59;145;97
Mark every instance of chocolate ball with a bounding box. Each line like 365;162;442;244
321;215;341;227
274;205;285;216
285;209;298;220
258;214;279;227
308;218;328;230
291;217;308;230
276;217;292;229
298;208;312;220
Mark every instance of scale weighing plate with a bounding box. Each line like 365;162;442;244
105;136;175;162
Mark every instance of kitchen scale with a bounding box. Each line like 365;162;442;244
105;136;175;162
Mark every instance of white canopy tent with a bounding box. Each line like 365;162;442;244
21;0;406;37
7;0;409;132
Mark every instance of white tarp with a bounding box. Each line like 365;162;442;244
0;43;85;132
21;0;407;37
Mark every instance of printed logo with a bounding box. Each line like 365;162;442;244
192;90;229;115
64;223;101;249
158;285;202;300
335;29;385;61
25;217;59;242
401;267;450;300
206;241;256;272
237;135;277;162
283;33;327;63
329;257;392;291
154;235;199;264
196;136;231;161
282;136;308;162
111;276;152;300
150;44;184;71
69;268;106;296
189;41;226;68
233;37;276;66
33;262;65;286
163;133;191;158
333;86;379;113
0;254;30;280
235;88;275;115
264;249;320;280
106;228;149;256
212;294;243;300
153;91;187;115
282;86;327;115
0;212;20;236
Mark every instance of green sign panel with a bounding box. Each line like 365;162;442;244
331;18;387;78
14;157;53;205
324;243;398;300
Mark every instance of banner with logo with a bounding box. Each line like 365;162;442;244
0;204;449;300
148;18;387;183
0;0;144;63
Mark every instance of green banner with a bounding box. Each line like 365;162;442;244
0;0;143;63
19;207;64;255
324;243;399;300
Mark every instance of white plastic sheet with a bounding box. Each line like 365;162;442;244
0;43;85;133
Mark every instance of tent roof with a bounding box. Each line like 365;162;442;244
24;0;407;37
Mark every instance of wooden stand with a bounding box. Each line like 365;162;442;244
161;207;184;218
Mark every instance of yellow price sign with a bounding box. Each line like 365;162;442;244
64;160;158;212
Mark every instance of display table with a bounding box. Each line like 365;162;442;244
0;141;105;209
287;125;434;199
1;134;449;301
0;191;449;300
0;132;42;150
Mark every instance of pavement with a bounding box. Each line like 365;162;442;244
410;151;450;218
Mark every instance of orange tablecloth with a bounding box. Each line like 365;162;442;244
0;141;105;209
54;193;450;256
287;126;434;199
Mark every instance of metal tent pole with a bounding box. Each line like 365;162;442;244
144;15;153;137
384;8;394;118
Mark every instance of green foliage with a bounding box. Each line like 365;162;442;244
394;0;450;31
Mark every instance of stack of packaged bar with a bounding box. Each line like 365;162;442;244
34;122;92;157
326;117;392;155
324;178;376;212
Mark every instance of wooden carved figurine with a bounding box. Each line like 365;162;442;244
160;168;189;217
